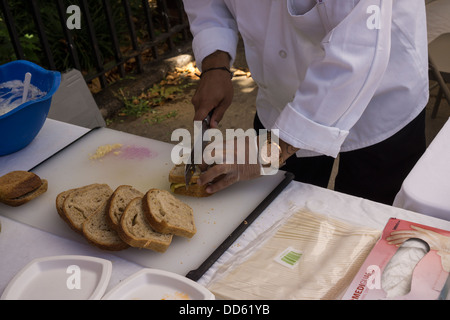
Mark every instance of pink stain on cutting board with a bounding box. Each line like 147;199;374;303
119;145;158;160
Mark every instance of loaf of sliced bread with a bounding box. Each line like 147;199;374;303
118;197;173;253
82;200;129;251
107;185;143;231
0;171;43;200
1;179;48;207
144;189;196;238
56;183;196;252
60;183;113;233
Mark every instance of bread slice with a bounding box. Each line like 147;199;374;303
118;197;173;252
169;164;211;197
1;179;48;207
144;189;196;238
107;185;144;231
82;200;129;251
56;188;77;223
60;183;113;233
0;171;43;200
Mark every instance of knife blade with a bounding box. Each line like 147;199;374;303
185;110;214;189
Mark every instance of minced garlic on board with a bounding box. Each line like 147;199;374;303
89;144;123;160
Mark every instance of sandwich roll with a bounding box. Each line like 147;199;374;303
169;164;211;197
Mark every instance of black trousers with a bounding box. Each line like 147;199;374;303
254;109;426;205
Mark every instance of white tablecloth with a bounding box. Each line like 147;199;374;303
0;118;90;176
395;1;450;219
394;118;450;221
3;179;450;297
2;120;450;299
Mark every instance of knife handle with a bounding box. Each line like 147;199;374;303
204;109;214;126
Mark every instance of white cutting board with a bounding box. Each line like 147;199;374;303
0;128;289;277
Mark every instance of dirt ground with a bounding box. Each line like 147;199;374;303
104;40;257;145
106;72;257;144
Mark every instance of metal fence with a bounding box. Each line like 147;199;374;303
0;0;191;89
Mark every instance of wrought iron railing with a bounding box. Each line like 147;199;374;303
0;0;191;89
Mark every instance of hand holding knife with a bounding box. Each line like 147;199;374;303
184;109;214;189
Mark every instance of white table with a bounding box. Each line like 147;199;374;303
3;178;450;298
2;119;450;299
393;118;450;221
0;118;90;176
391;0;450;220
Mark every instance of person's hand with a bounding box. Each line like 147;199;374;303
192;51;233;128
197;134;261;194
387;225;450;272
387;225;450;252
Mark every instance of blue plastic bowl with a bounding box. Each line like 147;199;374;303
0;60;61;156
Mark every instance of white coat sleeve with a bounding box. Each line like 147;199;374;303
273;0;393;157
182;0;239;70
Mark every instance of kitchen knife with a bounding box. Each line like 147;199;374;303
185;110;214;189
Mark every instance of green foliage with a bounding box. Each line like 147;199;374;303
114;73;194;123
40;0;130;72
0;14;41;63
0;0;182;73
0;0;125;70
143;110;178;125
115;81;185;118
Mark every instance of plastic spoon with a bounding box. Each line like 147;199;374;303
21;72;32;104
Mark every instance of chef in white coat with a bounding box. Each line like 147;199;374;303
183;0;429;205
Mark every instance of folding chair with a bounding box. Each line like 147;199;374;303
426;0;450;118
48;69;106;129
429;33;450;118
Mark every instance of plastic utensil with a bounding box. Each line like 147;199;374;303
22;72;32;103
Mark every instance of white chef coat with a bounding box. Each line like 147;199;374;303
183;0;429;158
